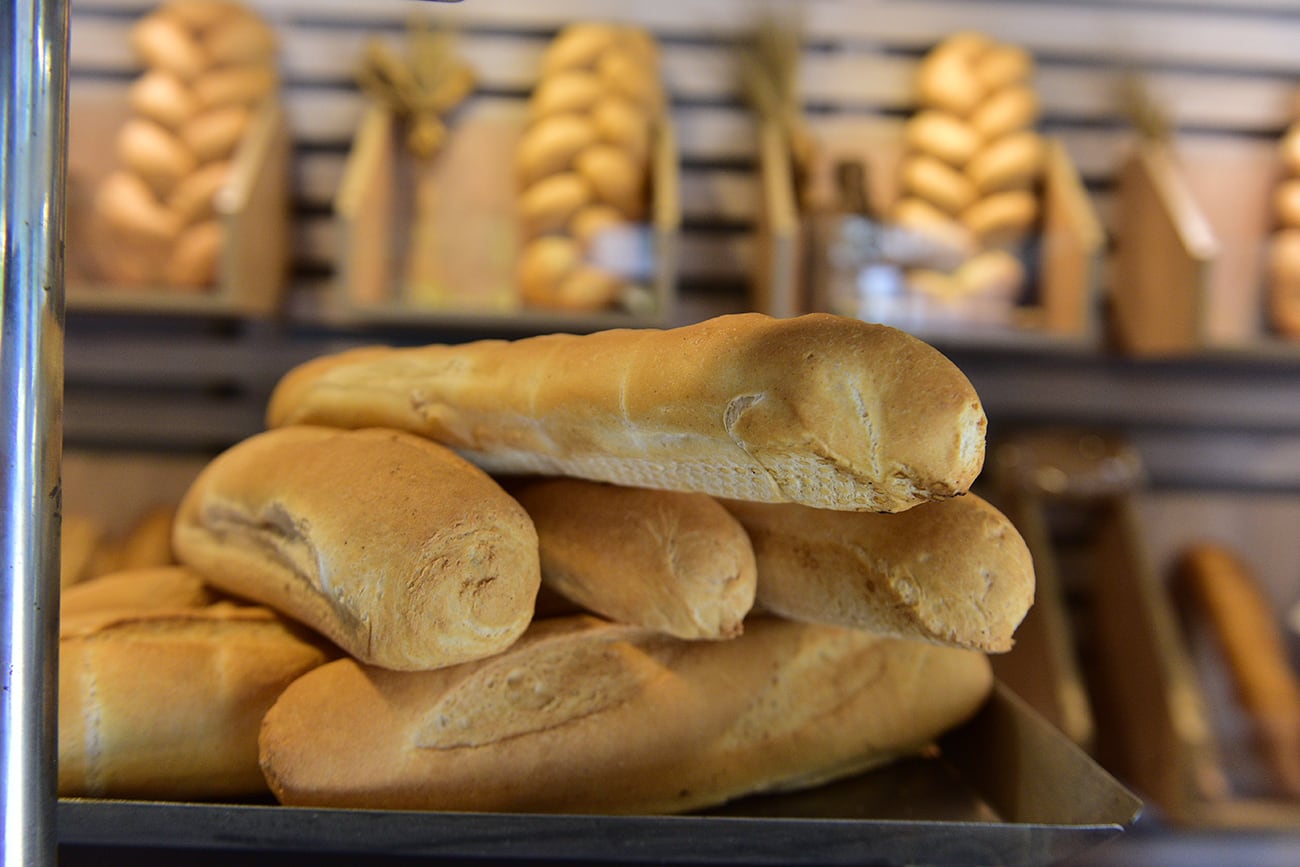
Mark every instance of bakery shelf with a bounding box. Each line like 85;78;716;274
58;684;1141;867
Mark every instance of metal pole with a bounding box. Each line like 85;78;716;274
1;0;68;864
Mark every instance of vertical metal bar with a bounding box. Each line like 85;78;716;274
1;0;68;864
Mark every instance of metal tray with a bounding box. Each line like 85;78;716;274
58;685;1141;866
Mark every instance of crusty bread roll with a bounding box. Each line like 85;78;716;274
1176;543;1300;798
173;426;541;671
722;494;1034;653
259;614;993;813
266;313;987;514
59;603;330;799
116;504;178;571
508;478;756;639
61;565;216;617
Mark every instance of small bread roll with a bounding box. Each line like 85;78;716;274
962;189;1038;246
901;154;979;215
591;97;652;166
203;13;277;66
192;65;276;111
966;130;1045;194
130;13;207;82
517;235;582;306
556;264;623;310
117;118;197;197
597;51;662;114
541;23;620;75
167;159;231;225
1268;227;1300;285
181;105;251;163
954;248;1026;299
1282;126;1300;177
174;426;542;672
970;85;1041;141
1275;178;1300;228
904;111;981;167
95;170;181;245
528;70;605;120
891;197;978;259
117;505;179;571
570;203;630;248
519;172;592;236
164;219;224;288
575;143;646;219
160;0;239;32
61;565;215;618
975;44;1034;92
515;114;599;185
128;71;198;131
967;128;1045;193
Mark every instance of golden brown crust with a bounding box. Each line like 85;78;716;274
172;425;541;671
266;313;986;514
58;604;329;799
259;615;992;814
61;565;217;618
508;478;756;639
722;494;1034;653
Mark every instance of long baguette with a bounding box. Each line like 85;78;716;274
266;313;986;514
172;425;541;671
508;477;756;639
259;614;992;814
722;494;1034;652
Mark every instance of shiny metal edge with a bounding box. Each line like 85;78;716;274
1;1;69;865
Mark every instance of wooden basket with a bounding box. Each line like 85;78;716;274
65;82;292;318
331;98;680;332
754;117;1105;344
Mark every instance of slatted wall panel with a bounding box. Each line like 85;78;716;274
63;0;1300;493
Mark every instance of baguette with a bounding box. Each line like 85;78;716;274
59;604;330;799
508;477;756;639
61;565;217;618
1176;543;1300;798
259;614;992;814
267;313;986;514
173;425;541;671
721;494;1034;653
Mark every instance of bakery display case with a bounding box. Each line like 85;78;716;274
2;0;1298;865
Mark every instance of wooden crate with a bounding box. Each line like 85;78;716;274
754;117;1105;344
331;97;680;332
65;82;293;318
1110;137;1300;357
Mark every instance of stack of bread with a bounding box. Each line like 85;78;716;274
514;23;665;312
92;0;277;291
894;32;1046;314
1269;116;1300;338
59;313;1036;814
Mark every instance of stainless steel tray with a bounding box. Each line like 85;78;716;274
58;684;1141;866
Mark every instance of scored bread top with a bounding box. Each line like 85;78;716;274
267;313;986;513
172;425;541;671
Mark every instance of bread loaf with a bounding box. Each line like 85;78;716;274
173;426;541;671
1176;543;1300;797
508;478;756;639
721;494;1034;653
59;603;329;799
259;614;993;813
61;565;217;618
266;313;987;513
